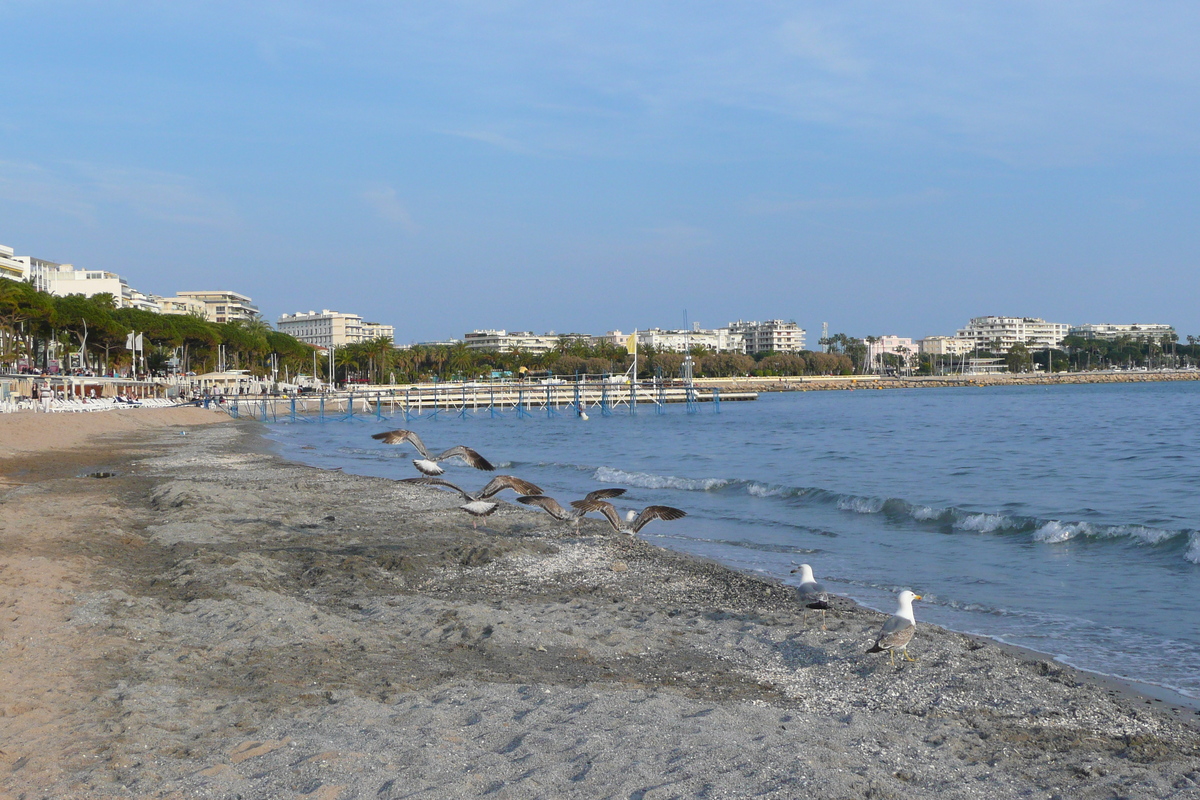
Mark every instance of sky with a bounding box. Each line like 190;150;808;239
2;1;1198;344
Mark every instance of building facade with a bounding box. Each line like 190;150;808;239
956;316;1070;352
462;330;588;354
865;336;917;371
175;291;259;324
277;310;395;348
918;335;974;356
727;320;806;353
0;244;25;281
636;325;744;353
1069;323;1176;342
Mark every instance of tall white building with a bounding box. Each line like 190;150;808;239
174;291;259;323
277;310;395;348
956;316;1070;352
727;320;806;353
1069;323;1175;342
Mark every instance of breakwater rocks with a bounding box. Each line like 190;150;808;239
700;370;1200;393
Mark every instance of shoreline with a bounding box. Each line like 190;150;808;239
696;368;1200;393
2;411;1199;797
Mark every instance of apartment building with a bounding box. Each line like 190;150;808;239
636;325;745;353
1069;323;1175;342
277;310;395;348
0;244;24;281
956;316;1070;352
918;335;974;356
727;319;806;354
174;291;259;324
463;330;590;354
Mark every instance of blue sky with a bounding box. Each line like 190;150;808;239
2;1;1198;343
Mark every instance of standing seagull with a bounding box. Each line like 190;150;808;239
517;488;627;532
867;590;923;666
789;563;831;629
570;498;687;536
400;476;541;530
371;429;494;476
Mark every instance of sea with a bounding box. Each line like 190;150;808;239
262;381;1200;703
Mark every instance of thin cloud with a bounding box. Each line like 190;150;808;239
362;185;419;233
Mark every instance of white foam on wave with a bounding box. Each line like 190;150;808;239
910;505;944;521
1033;520;1093;543
747;483;787;498
593;466;730;492
954;513;1020;533
836;496;884;514
1185;533;1200;565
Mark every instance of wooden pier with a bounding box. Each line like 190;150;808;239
221;382;757;422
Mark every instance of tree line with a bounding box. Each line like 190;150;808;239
0;279;859;383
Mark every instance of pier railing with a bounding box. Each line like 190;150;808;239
218;382;756;423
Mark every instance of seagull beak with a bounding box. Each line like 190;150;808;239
912;594;923;601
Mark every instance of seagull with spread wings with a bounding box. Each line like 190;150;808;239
517;488;627;532
569;498;687;536
371;429;494;476
399;475;543;529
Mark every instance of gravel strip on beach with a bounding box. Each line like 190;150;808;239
2;415;1199;799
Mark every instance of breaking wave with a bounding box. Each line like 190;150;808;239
590;466;1197;560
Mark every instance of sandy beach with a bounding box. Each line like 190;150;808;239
1;410;1199;799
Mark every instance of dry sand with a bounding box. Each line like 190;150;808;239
1;410;1199;799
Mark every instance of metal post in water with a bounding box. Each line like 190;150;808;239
458;386;468;420
713;387;721;413
290;397;297;423
319;396;326;422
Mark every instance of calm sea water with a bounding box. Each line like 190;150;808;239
263;382;1200;701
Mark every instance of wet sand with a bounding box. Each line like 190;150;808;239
1;411;1199;799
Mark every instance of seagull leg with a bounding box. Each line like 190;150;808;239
820;608;827;631
903;647;917;662
888;649;896;667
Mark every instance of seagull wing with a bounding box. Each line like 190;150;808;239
584;488;627;501
372;429;431;458
570;499;622;531
399;476;471;500
870;616;915;652
798;581;830;608
477;475;543;499
630;505;687;533
434;445;495;471
517;495;573;521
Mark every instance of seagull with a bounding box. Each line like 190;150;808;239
400;475;543;502
569;498;687;536
867;590;923;666
789;563;831;629
371;429;494;476
400;476;542;529
516;488;627;532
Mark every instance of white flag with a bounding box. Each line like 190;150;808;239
135;333;144;350
125;332;135;349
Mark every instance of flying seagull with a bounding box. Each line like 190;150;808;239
867;590;923;667
517;488;627;532
400;475;543;502
371;429;494;476
789;563;831;629
569;498;687;536
400;475;542;529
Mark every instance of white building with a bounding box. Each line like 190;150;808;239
918;335;974;356
174;291;259;324
865;336;918;372
637;325;744;353
727;320;806;354
1069;323;1176;342
0;244;25;281
956;316;1070;352
463;330;588;354
155;295;208;317
277;310;395;348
